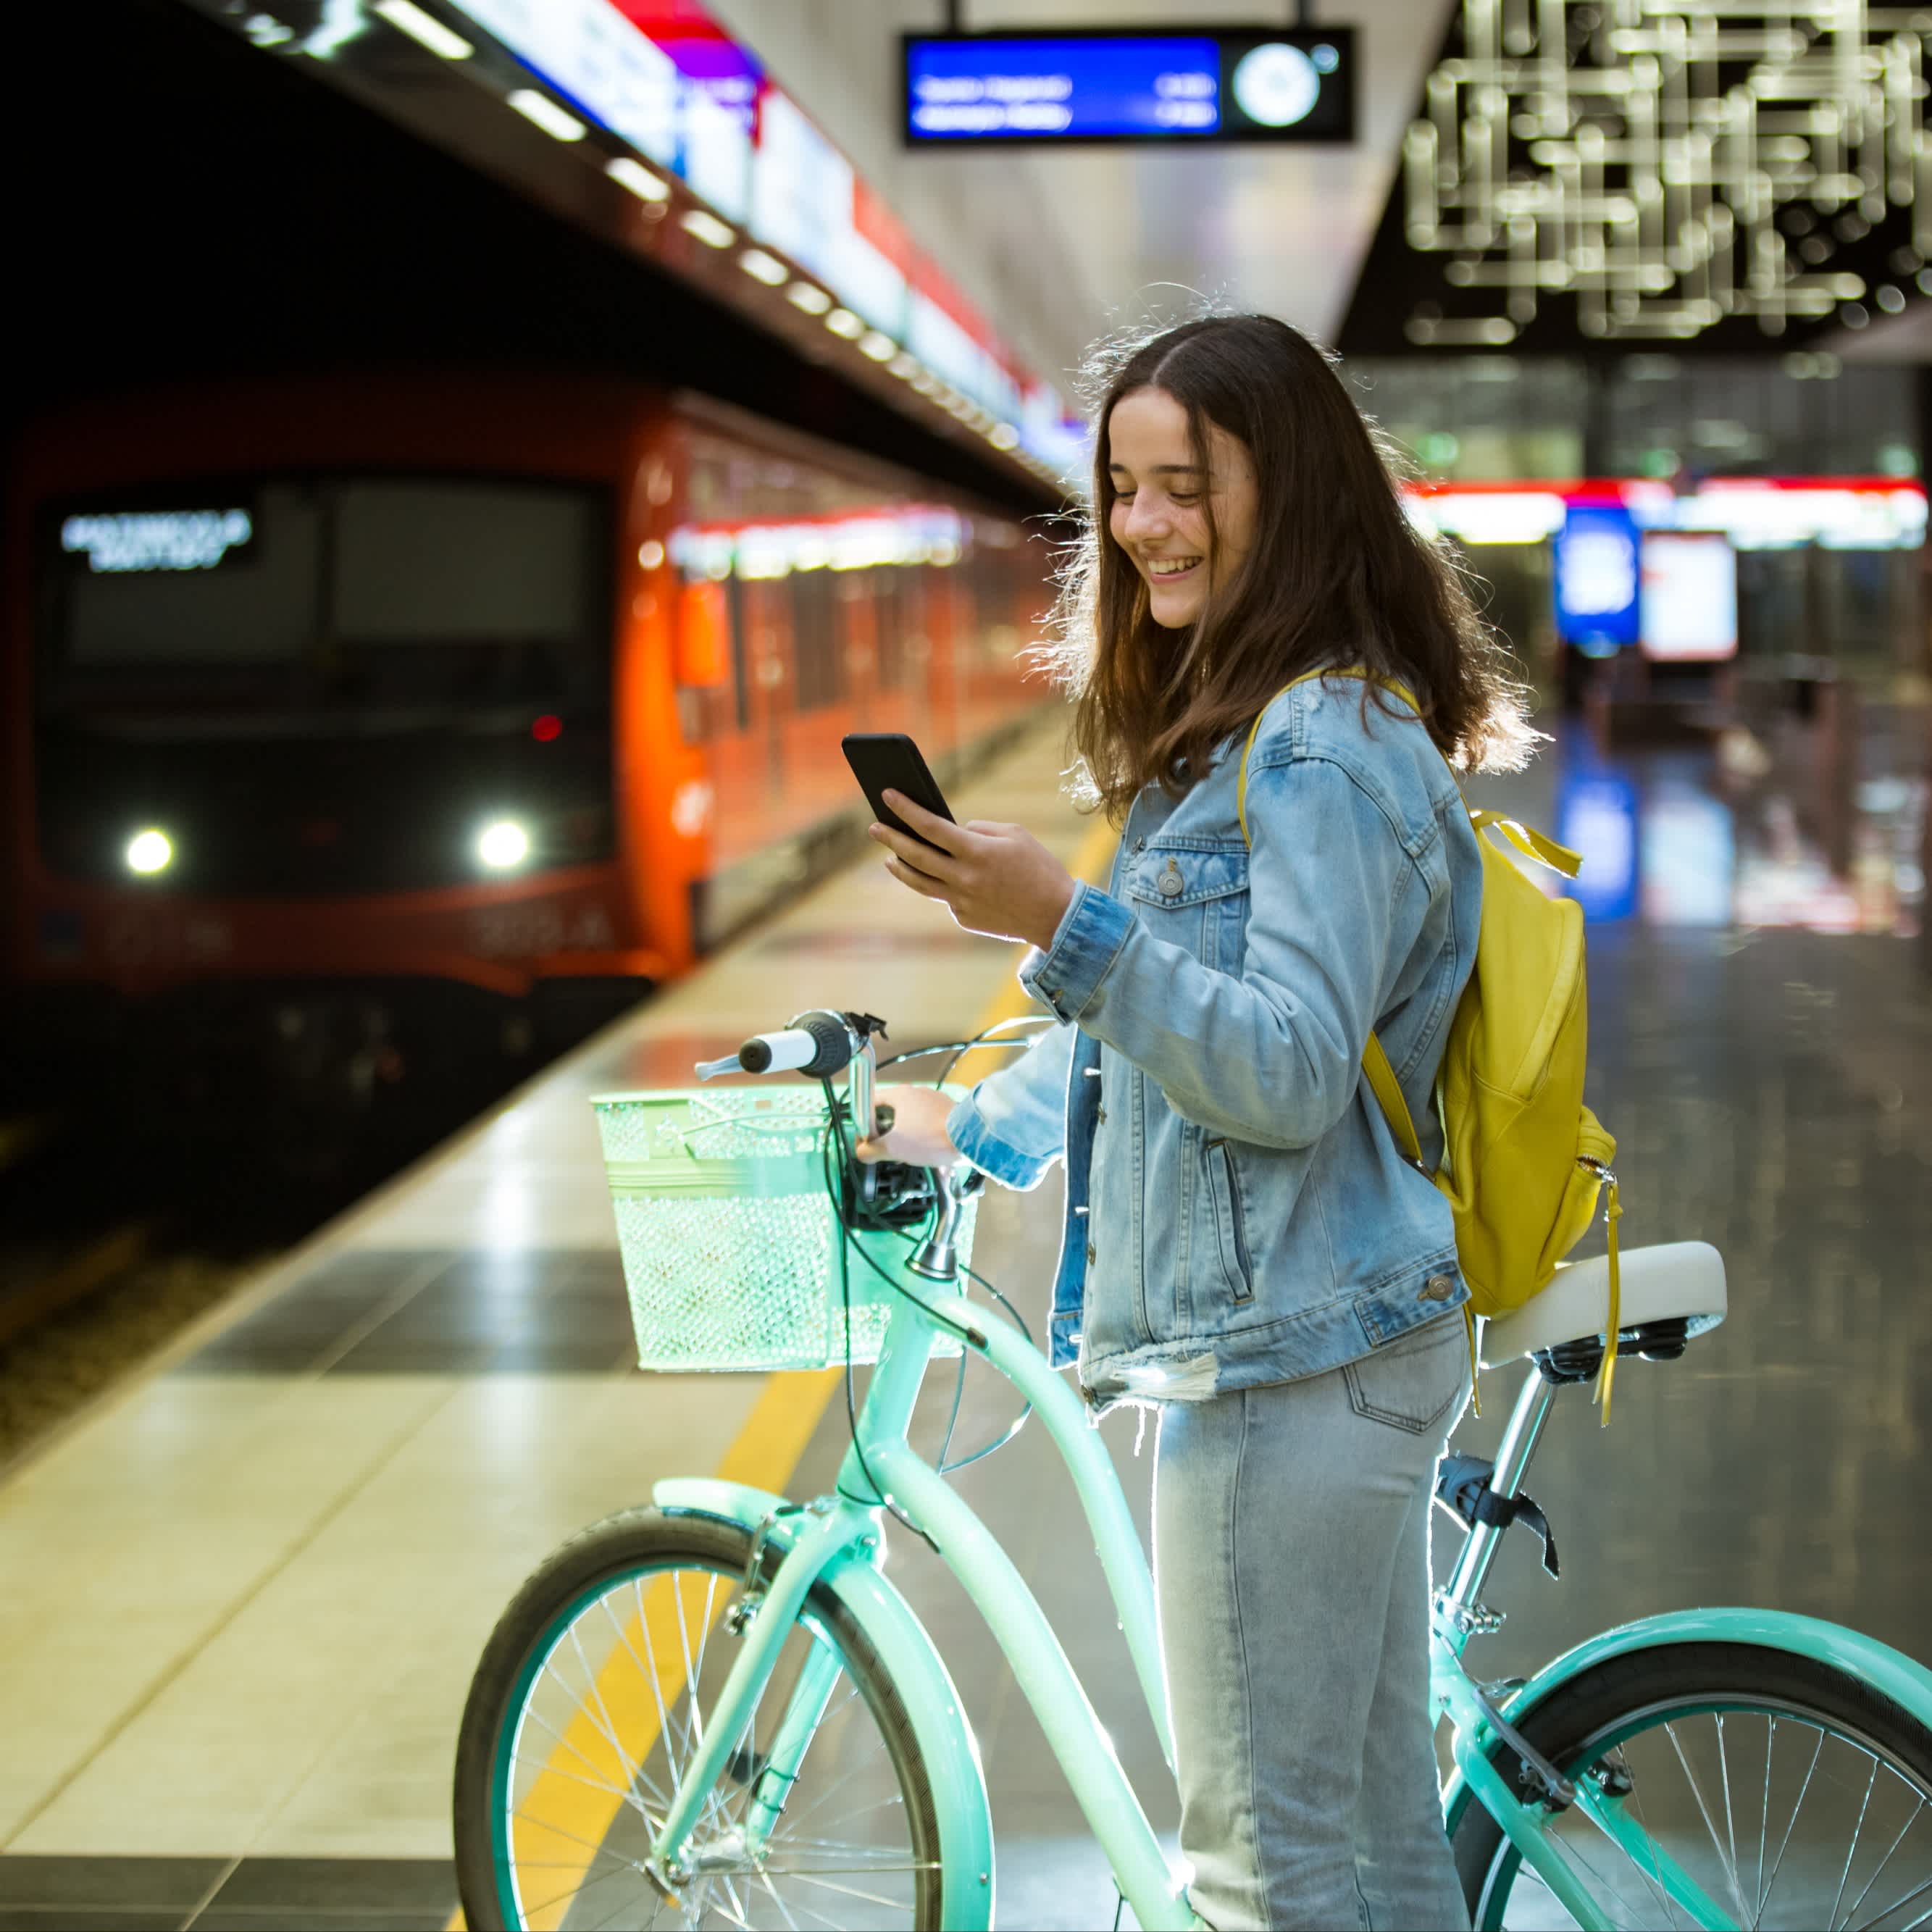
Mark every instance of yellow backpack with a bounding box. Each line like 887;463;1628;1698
1237;669;1624;1420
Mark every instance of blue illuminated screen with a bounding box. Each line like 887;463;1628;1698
903;32;1352;143
1554;504;1641;657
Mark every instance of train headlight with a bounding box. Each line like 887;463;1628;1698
125;828;175;875
477;819;531;871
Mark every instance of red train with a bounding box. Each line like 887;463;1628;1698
3;371;1052;1135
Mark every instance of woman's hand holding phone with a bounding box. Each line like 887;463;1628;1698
869;791;1078;953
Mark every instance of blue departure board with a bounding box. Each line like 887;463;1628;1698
902;28;1355;146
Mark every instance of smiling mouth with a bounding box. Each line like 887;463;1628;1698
1145;556;1203;580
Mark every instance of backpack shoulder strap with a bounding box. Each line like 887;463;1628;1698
1362;1034;1423;1168
1469;809;1583;879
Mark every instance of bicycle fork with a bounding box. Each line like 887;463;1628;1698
645;1500;878;1896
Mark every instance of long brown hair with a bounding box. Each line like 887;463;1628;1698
1040;314;1537;821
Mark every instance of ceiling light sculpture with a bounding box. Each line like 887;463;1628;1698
1403;1;1932;343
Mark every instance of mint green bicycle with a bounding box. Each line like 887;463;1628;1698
453;1008;1932;1931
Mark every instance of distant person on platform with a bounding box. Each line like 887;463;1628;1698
860;311;1534;1930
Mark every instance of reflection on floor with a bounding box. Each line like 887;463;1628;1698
1537;690;1926;937
1458;700;1931;1683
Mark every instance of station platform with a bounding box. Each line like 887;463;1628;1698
1;703;1929;1930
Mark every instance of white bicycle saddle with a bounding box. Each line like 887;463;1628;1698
1479;1241;1728;1369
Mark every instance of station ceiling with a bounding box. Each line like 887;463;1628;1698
719;0;1932;375
705;0;1458;382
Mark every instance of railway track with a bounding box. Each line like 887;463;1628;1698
0;1079;500;1471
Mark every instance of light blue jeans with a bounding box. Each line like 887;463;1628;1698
1153;1311;1473;1931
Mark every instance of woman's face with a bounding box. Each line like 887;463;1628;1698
1106;385;1258;631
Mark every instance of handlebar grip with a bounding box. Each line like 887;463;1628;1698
737;1011;853;1078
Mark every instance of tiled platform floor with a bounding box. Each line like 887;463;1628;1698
3;698;1930;1929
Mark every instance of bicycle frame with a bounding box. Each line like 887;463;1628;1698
653;1287;1198;1929
649;1275;1932;1932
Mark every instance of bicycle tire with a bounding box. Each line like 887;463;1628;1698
1449;1640;1932;1931
453;1506;944;1931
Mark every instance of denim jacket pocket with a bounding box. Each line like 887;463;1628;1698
1342;1311;1468;1434
1201;1136;1256;1304
1123;843;1248;972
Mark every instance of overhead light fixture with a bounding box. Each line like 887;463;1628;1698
506;89;587;143
738;248;788;285
824;307;865;339
1404;2;1932;342
858;330;897;361
786;281;832;314
372;0;472;59
607;156;670;202
680;209;735;248
887;351;921;380
989;423;1019;450
125;827;174;876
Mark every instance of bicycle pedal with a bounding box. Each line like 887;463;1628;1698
725;1743;769;1787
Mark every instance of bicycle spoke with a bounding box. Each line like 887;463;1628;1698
566;1622;645;1807
766;1837;928;1864
634;1572;687;1791
1829;1760;1882;1932
1757;1715;1776;1924
710;1872;754;1931
519;1704;658;1826
1757;1726;1826;1927
1554;1817;1678;1929
673;1571;704;1752
515;1856;643;1923
1664;1718;1754;1925
1839;1795;1927;1932
784;1871;919;1910
511;1746;632;1805
757;1871;805;1932
755;1889;847;1931
1849;1869;1932;1932
1622;1770;1689;1931
775;1778;906;1839
1719;1715;1741;1907
760;1860;942;1875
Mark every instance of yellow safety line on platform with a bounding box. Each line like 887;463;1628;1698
449;811;1117;1930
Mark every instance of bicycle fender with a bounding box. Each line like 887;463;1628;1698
654;1477;997;1931
1442;1606;1932;1826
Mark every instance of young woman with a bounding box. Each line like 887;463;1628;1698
858;314;1534;1931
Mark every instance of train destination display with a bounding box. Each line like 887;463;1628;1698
903;29;1356;146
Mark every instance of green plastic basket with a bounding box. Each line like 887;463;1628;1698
591;1087;973;1373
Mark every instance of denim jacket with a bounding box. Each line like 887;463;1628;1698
946;674;1484;1408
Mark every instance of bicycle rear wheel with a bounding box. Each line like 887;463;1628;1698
1450;1642;1932;1930
453;1507;942;1931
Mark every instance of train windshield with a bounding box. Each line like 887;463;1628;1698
42;477;608;725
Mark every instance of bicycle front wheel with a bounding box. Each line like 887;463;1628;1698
1450;1642;1932;1930
453;1507;942;1931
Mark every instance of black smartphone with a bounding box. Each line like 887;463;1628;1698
842;732;956;853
